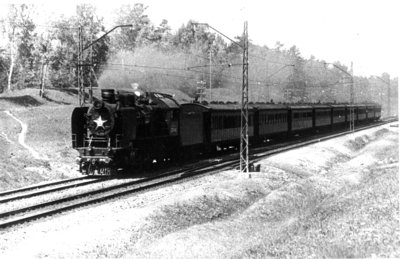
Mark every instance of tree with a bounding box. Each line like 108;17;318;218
32;33;53;96
0;49;9;93
285;45;307;102
0;4;36;91
47;4;108;88
147;19;172;48
112;3;153;51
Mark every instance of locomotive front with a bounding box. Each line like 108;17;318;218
71;89;181;175
71;89;134;175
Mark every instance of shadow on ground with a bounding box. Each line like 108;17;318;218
42;94;71;105
0;95;43;107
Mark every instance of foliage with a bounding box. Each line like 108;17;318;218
0;3;397;114
0;4;37;91
111;3;171;51
46;4;109;88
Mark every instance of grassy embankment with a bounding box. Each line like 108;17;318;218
0;88;81;191
125;126;399;258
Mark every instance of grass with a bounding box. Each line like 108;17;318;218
0;88;81;191
236;130;399;258
131;175;271;250
120;127;399;259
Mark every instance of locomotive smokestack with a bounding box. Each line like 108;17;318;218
101;89;116;103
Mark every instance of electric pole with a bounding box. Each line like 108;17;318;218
89;34;93;104
324;62;354;132
387;75;391;117
77;26;84;106
266;63;269;101
240;21;249;173
209;41;212;102
190;21;249;173
350;61;355;132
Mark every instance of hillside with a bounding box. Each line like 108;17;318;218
0;88;81;190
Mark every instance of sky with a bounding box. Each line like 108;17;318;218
1;0;399;78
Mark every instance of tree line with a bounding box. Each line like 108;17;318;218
0;3;397;115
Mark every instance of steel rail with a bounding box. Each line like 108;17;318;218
0;176;90;198
0;178;109;203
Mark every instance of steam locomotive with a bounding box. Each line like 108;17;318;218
71;89;381;175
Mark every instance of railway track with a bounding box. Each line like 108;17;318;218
0;176;91;198
0;177;109;203
0;119;396;230
0;160;236;229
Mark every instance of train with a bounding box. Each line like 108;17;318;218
71;89;381;175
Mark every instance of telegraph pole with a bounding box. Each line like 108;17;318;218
324;62;354;132
240;21;249;173
387;75;391;116
77;26;84;106
209;42;212;102
350;62;355;132
190;21;249;172
265;63;269;100
89;34;94;104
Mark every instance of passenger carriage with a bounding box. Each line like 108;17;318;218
366;104;376;122
313;104;333;130
255;104;289;140
289;105;314;134
356;104;368;123
331;104;347;128
179;102;255;154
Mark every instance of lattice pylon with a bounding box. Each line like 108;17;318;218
240;21;249;173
